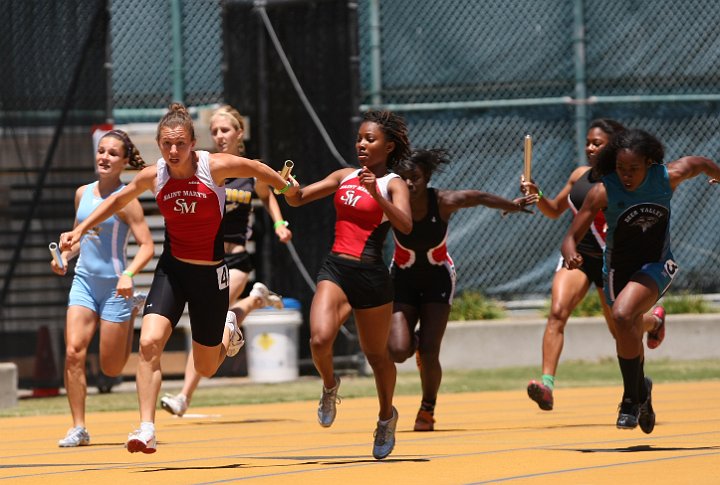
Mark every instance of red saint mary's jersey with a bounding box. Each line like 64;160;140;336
155;151;226;261
332;170;399;263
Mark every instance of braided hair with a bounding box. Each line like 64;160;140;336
102;129;145;169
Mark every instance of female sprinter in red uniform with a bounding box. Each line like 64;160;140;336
285;109;411;460
61;103;297;453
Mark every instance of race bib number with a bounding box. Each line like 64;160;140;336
216;265;229;290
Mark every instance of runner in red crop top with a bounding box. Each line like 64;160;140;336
60;103;298;454
332;169;400;263
285;109;411;460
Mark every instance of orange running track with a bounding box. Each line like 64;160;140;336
1;381;719;484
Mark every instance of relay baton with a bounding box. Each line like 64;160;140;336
274;160;295;194
49;242;64;269
523;135;533;182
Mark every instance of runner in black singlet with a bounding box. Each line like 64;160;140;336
388;148;534;431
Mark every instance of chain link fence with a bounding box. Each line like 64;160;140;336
3;0;720;304
357;0;720;298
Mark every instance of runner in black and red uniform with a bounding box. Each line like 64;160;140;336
160;105;291;418
285;109;411;460
61;103;298;454
521;119;666;412
388;148;534;432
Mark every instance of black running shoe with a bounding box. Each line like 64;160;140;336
527;380;554;411
616;398;639;429
638;377;656;434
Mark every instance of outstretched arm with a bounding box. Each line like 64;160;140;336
284;168;355;207
60;167;155;250
560;183;607;269
666;156;720;190
211;153;298;197
439;189;536;220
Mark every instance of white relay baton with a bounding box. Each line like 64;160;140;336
49;242;64;270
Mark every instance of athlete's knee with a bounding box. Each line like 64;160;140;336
309;331;335;355
99;358;124;377
365;349;392;370
416;348;440;366
548;302;572;325
387;340;413;363
611;307;637;332
137;335;164;362
64;343;87;369
193;359;217;378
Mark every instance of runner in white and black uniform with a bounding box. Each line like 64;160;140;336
388;148;534;432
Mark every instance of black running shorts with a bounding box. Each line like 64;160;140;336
144;252;230;347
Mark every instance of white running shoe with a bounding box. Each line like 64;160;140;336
126;428;157;454
226;310;244;357
58;426;90;447
131;291;147;312
250;282;284;309
160;393;188;417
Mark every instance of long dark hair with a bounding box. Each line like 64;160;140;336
594;128;665;177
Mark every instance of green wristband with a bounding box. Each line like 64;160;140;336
537;189;544;200
274;220;289;229
276;180;291;195
122;270;134;278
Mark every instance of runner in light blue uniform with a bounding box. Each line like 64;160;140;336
52;129;154;449
69;181;133;322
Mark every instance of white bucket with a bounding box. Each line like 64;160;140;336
242;308;302;383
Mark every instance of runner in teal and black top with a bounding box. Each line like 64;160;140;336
561;128;720;435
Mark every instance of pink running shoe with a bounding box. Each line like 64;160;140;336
647;306;666;350
527;380;554;411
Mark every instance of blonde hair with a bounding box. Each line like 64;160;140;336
156;102;195;142
211;105;246;156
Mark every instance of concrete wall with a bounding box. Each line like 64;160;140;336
396;314;720;372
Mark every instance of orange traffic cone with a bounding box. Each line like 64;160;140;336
31;325;60;397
